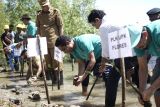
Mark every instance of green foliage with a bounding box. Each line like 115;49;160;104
4;0;96;37
4;0;96;36
0;2;9;48
50;0;96;37
2;0;97;61
4;0;40;26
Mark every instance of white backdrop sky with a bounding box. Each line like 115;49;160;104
95;0;160;26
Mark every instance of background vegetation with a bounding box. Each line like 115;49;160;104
0;0;97;61
0;0;96;35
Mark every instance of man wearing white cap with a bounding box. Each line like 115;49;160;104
36;0;64;84
14;24;26;72
1;25;12;63
129;19;160;107
1;25;12;48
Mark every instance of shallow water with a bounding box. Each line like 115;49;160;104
0;63;156;107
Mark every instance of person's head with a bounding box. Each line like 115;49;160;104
20;49;28;59
88;9;106;29
9;24;14;31
147;8;160;21
129;26;150;50
4;25;9;32
21;24;27;32
16;24;23;33
38;0;50;12
55;36;74;53
21;14;31;25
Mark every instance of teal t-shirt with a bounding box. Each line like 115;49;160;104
134;19;160;57
71;34;101;61
27;21;37;38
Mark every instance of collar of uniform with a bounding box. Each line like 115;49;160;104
42;7;53;13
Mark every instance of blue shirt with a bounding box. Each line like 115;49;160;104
71;34;101;61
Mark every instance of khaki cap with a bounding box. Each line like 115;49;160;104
4;25;9;29
21;24;27;29
38;0;50;6
16;24;23;28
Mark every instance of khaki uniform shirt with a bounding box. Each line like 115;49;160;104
36;7;63;48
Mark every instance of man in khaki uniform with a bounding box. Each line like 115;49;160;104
36;0;64;84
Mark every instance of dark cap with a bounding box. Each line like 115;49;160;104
38;0;50;6
147;8;160;15
21;14;31;20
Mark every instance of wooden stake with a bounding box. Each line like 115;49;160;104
37;35;50;104
57;62;60;90
120;58;126;107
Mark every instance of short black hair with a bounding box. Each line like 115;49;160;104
9;24;14;28
55;36;71;47
88;9;106;23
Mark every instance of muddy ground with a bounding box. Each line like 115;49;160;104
0;63;156;107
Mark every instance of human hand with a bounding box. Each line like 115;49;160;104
15;42;22;49
138;89;152;106
73;75;83;86
73;75;78;85
99;63;106;74
142;88;153;101
138;95;144;105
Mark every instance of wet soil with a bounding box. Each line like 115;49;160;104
0;63;156;107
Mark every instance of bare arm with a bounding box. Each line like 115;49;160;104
80;51;96;81
77;59;85;76
142;69;160;101
150;77;160;92
73;52;96;86
138;55;148;93
2;40;8;47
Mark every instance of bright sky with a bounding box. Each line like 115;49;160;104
95;0;160;26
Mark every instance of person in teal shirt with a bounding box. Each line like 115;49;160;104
71;34;101;61
55;34;101;96
21;14;37;38
129;19;160;107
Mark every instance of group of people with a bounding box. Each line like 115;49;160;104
1;0;160;106
1;0;64;84
1;24;26;72
55;8;160;107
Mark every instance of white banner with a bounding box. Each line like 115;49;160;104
54;47;64;62
108;27;133;59
27;37;48;57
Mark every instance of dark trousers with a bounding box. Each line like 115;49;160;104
103;66;120;107
14;56;19;71
82;58;120;107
